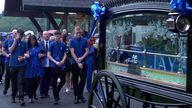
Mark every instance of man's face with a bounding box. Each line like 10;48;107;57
12;31;17;38
43;32;50;40
76;31;82;39
55;35;61;41
62;29;67;34
16;32;22;39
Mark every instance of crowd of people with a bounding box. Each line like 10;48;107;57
0;26;99;106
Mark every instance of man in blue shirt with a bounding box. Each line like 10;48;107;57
47;31;67;105
2;30;16;95
8;29;28;106
70;26;89;104
0;40;5;83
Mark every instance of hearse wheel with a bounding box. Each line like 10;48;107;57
88;70;127;108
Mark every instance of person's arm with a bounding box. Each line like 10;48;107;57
70;48;79;64
60;52;67;65
38;42;46;59
47;43;58;64
18;50;29;62
69;39;79;64
78;48;89;63
47;51;58;64
2;40;10;57
9;39;17;53
78;40;89;63
18;42;29;62
2;48;10;58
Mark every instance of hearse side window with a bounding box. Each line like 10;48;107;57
106;13;187;88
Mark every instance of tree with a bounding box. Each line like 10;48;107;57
0;14;46;32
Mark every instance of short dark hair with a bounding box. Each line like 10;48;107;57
17;29;25;36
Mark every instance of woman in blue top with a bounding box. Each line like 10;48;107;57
86;36;96;92
24;35;44;103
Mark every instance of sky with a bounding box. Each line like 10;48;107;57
0;0;5;13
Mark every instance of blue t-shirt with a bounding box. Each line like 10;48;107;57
8;40;28;67
3;38;13;63
25;47;44;78
48;41;67;67
69;37;88;64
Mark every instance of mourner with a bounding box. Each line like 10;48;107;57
70;26;89;104
39;31;51;98
24;35;44;103
8;29;28;106
47;31;67;105
2;30;16;95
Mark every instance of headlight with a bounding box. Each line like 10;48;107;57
176;15;191;33
166;12;191;33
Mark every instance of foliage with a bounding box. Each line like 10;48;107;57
0;14;47;32
138;34;178;54
0;14;91;35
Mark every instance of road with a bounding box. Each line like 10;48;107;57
0;83;89;108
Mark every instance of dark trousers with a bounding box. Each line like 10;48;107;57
39;67;51;96
25;77;40;99
71;63;87;98
0;64;5;81
51;67;66;100
4;64;11;91
10;66;25;100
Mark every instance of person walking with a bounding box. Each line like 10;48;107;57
39;31;51;98
2;30;16;95
8;29;28;106
0;40;5;84
47;31;67;105
24;35;44;103
61;33;73;93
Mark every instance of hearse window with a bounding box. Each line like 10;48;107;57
106;13;187;88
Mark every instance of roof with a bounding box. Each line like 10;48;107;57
4;0;44;17
103;0;169;8
3;0;170;17
22;0;93;13
4;0;93;17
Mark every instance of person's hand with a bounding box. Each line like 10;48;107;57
24;53;29;58
6;54;11;58
56;61;62;67
58;61;64;66
78;63;83;69
78;57;83;63
75;58;80;64
38;53;45;58
18;56;25;62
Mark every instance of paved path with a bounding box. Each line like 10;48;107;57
0;83;89;108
